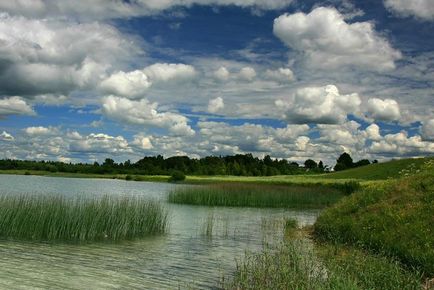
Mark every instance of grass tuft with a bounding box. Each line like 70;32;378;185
0;194;168;242
168;183;345;208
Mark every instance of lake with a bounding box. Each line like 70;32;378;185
0;174;319;289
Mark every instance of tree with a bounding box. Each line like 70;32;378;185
318;160;324;171
304;159;317;169
334;152;353;171
103;158;115;167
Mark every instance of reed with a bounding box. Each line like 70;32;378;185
168;183;344;208
0;194;168;242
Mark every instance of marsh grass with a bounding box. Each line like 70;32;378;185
168;183;344;208
0;194;168;242
225;240;422;290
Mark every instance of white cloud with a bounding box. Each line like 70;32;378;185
0;97;35;117
69;133;131;154
132;135;154;150
276;85;361;124
213;66;230;82
0;131;14;141
238;67;256;81
264;68;294;82
364;123;382;141
421;119;434;141
367;98;401;121
0;1;294;20
370;131;434;155
384;0;434;21
0;13;139;97
99;70;151;98
273;7;402;71
208;97;225;113
24;126;57;136
101;96;195;136
142;63;196;84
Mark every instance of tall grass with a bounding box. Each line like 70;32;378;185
168;183;344;208
225;240;422;290
314;161;434;276
0;195;168;242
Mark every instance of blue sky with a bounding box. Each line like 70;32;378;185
0;0;433;166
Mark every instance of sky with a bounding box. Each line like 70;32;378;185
0;0;433;166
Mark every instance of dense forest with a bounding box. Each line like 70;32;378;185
0;153;373;176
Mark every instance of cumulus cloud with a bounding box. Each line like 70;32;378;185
421;119;434;141
208;97;225;113
132;135;154;150
367;98;401;121
69;133;131;154
276;85;361;124
0;97;35;117
364;123;382;141
99;70;151;98
238;67;256;81
384;0;434;21
264;68;294;82
24;126;57;136
142;63;196;84
370;131;434;155
273;7;402;71
0;13;139;97
0;1;294;20
0;131;14;141
213;66;230;81
101;96;195;136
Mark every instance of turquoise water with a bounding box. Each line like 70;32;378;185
0;175;319;289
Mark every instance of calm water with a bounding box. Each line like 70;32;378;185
0;175;319;289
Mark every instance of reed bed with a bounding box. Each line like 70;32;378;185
168;183;344;208
0;194;168;242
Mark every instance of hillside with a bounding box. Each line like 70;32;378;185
322;157;432;180
314;158;434;275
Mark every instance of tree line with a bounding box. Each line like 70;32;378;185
0;153;375;176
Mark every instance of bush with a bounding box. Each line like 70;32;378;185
168;170;185;182
125;175;133;181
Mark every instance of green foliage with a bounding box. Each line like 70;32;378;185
0;195;168;242
332;181;361;195
168;184;345;208
168;170;186;182
225;240;421;290
314;161;434;275
125;175;133;180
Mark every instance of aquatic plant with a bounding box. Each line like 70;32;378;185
0;194;168;242
168;183;344;208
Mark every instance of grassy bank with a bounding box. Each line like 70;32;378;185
314;159;434;276
0;195;168;242
168;183;346;208
226;238;423;290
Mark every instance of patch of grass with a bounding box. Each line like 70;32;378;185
314;159;434;276
0;195;168;242
225;239;422;290
168;183;345;208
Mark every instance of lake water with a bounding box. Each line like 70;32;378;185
0;175;319;289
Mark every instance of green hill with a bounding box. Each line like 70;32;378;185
323;157;432;180
314;158;434;275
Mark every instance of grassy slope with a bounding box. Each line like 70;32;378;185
314;159;434;275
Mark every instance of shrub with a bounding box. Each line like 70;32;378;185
125;175;133;181
168;170;186;182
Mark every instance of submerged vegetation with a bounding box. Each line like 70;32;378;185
168;183;346;208
0;195;168;242
315;160;434;276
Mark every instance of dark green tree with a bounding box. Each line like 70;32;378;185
304;159;317;169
